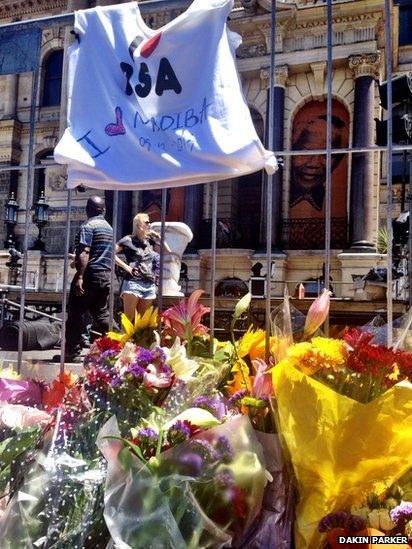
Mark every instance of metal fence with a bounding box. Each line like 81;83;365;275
0;0;411;373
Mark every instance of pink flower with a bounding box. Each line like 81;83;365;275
0;378;43;407
251;359;273;399
162;289;210;342
304;289;332;338
143;364;173;389
0;403;52;429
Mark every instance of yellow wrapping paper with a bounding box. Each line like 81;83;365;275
272;362;412;548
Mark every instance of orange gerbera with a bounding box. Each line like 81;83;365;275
43;370;78;410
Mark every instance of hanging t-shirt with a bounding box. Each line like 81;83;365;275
54;0;277;190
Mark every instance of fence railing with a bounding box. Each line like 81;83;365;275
0;0;409;372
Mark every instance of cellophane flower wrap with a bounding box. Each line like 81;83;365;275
98;413;267;548
217;293;295;548
0;373;114;548
272;339;412;548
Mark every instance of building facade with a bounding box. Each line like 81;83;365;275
0;0;410;301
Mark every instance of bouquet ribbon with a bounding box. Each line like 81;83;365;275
272;362;412;548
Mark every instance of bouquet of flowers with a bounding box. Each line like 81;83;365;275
271;293;412;548
318;476;411;548
0;365;114;548
98;409;267;548
217;294;295;548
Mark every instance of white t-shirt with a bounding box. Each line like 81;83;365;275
54;0;277;190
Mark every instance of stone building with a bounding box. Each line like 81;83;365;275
0;0;410;302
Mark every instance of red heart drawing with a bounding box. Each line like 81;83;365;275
140;32;162;58
105;107;126;137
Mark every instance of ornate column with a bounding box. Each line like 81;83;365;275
348;52;381;251
2;75;18;119
260;64;288;249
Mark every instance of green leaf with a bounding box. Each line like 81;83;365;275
0;464;11;494
103;435;145;462
155;429;164;459
118;446;137;472
0;428;40;469
240;396;268;408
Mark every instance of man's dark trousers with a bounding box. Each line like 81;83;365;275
66;269;111;357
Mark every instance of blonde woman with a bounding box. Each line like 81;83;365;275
115;213;170;320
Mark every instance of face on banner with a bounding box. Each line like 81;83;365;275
289;100;349;249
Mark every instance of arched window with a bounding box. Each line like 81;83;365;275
237;107;264;249
33;149;53;205
395;0;412;45
42;50;63;107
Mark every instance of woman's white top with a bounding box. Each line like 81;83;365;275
54;0;277;190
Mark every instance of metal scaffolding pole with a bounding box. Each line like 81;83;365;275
324;0;333;335
157;188;168;332
265;0;276;361
59;190;73;373
108;190;119;331
209;182;218;354
384;0;394;345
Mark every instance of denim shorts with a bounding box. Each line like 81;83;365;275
121;279;156;300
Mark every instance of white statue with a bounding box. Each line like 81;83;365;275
151;222;193;297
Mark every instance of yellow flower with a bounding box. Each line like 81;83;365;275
226;358;253;395
236;327;277;360
388;363;400;381
107;307;158;344
311;337;348;372
0;364;21;380
277;337;347;376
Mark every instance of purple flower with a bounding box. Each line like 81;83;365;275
189;439;216;462
228;389;247;406
160;363;172;376
177;453;203;476
345;514;367;533
151;347;167;365
136;348;154;366
167;420;191;446
318;512;365;533
129;363;145;379
193;396;218;416
138;427;158;441
110;375;123;387
215;470;235;488
214;435;234;463
101;349;118;361
137;427;159;450
390;502;412;524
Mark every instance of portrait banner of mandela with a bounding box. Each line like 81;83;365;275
289;100;349;249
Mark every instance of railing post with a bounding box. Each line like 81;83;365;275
384;0;394;346
265;0;276;361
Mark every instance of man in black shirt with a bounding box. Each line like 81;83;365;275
54;196;113;363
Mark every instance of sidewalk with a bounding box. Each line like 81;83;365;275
0;348;86;381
